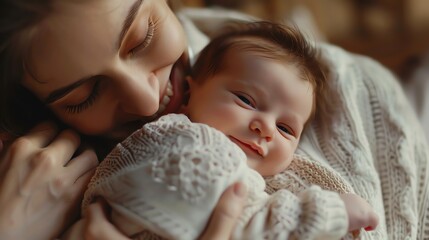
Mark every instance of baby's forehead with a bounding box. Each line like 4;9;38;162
224;36;290;57
221;48;301;81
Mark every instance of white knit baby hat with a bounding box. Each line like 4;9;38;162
82;114;248;239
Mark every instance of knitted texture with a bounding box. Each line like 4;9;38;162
295;43;429;239
178;9;429;238
82;114;249;239
83;114;349;240
264;154;354;195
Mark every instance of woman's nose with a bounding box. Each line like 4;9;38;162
114;67;160;117
250;116;275;142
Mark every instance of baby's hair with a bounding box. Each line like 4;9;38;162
191;21;327;121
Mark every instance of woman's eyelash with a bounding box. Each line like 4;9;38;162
65;80;101;114
130;19;156;55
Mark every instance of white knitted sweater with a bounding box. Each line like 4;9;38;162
83;114;353;240
176;8;429;239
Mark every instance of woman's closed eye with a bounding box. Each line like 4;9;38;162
65;80;101;114
130;19;156;55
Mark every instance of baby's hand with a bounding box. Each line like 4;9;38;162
340;193;379;232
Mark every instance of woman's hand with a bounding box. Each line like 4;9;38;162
78;182;247;240
200;182;247;240
77;200;130;240
0;122;98;240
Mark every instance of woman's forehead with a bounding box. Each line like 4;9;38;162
24;0;138;97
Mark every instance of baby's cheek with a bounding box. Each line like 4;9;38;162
276;143;295;168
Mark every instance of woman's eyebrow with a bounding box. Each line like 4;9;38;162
117;0;144;49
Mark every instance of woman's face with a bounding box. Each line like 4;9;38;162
22;0;187;140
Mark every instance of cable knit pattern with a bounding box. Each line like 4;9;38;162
83;114;348;240
296;44;429;240
177;8;429;239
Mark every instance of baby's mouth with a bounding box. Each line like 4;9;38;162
229;136;265;157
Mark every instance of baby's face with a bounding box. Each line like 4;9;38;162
187;51;314;176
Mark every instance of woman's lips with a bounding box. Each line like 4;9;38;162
110;61;187;140
229;136;264;157
160;61;187;116
158;81;173;113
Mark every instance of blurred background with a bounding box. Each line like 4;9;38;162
181;0;429;82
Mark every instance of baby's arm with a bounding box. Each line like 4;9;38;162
241;187;378;239
340;193;379;232
232;185;350;240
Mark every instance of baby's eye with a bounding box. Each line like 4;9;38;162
277;124;294;136
238;95;252;106
234;93;255;108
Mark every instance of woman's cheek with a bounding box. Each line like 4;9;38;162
51;105;115;136
152;4;187;66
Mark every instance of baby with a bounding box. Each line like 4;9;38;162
83;21;378;239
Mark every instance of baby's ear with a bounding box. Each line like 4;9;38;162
179;104;189;115
186;75;196;90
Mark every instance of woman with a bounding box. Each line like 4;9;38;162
0;0;247;239
1;0;428;239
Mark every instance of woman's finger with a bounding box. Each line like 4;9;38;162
199;182;247;240
65;149;98;180
21;122;58;148
46;129;81;166
5;122;57;171
53;149;97;205
68;161;97;202
84;201;130;240
19;130;80;195
66;150;98;198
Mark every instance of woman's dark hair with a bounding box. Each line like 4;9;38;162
0;0;54;138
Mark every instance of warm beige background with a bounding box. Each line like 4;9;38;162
181;0;429;81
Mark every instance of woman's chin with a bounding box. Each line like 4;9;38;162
101;121;145;142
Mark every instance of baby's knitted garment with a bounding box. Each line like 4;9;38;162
82;114;349;240
264;155;354;195
177;8;429;239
